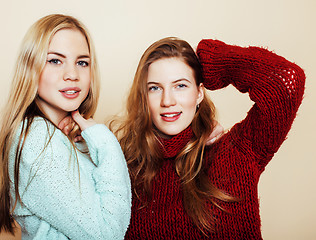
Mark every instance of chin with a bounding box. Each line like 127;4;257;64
160;128;184;138
64;105;81;112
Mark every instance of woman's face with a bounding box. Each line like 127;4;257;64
37;28;91;125
147;57;204;137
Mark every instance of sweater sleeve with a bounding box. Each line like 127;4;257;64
11;120;131;240
197;39;305;166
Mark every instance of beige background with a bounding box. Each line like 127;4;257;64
0;0;315;239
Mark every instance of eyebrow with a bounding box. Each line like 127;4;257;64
147;78;192;84
47;52;90;59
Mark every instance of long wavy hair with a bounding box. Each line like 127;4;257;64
111;37;234;234
0;14;100;233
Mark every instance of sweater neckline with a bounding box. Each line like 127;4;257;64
158;126;194;159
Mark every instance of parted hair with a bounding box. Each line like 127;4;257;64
111;37;234;234
0;14;100;233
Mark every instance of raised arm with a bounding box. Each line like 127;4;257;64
9;118;131;239
197;39;305;166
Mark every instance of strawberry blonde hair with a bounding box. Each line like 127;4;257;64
111;37;234;234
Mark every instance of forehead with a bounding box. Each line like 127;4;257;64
48;28;89;54
147;58;195;84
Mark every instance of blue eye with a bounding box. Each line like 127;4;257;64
78;61;89;67
148;86;160;91
177;84;187;88
48;59;61;64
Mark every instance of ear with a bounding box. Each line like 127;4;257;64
196;83;204;105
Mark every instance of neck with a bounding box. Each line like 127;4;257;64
36;99;69;126
156;130;173;140
158;126;194;158
43;109;68;126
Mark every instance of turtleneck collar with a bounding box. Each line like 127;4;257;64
158;126;194;159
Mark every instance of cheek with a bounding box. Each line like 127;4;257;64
180;92;199;109
37;73;51;95
82;73;91;94
147;95;160;122
147;96;155;115
84;79;91;91
184;101;198;118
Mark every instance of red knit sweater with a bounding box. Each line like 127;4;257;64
124;40;305;239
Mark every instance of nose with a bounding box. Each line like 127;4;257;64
161;89;176;107
63;64;78;81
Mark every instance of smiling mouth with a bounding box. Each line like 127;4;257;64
161;112;181;117
62;90;79;94
59;88;81;99
160;112;182;122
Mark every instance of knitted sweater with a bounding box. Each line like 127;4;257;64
124;40;305;239
9;117;131;240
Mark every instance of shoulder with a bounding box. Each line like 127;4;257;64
17;117;66;148
11;117;70;164
9;117;73;183
26;117;56;138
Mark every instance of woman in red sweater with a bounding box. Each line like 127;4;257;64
113;37;305;239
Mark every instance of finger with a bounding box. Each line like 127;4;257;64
209;136;217;144
206;135;219;146
64;125;70;135
74;135;83;142
58;117;67;129
210;122;224;139
206;122;225;146
58;121;64;130
71;110;87;130
58;116;72;130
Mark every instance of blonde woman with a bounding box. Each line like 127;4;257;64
0;14;131;239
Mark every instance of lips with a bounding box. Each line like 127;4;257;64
59;87;81;99
160;112;181;122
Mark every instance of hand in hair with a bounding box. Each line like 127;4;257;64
58;111;96;141
205;121;224;146
71;110;96;131
58;115;81;142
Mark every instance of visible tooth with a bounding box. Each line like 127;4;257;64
65;90;77;94
163;113;177;117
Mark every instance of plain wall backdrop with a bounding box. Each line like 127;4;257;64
0;0;315;239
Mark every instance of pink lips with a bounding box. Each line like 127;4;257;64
59;87;81;99
160;112;181;122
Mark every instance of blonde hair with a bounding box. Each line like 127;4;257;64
0;14;100;233
111;37;234;234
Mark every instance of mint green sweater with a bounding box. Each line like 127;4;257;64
9;117;131;240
